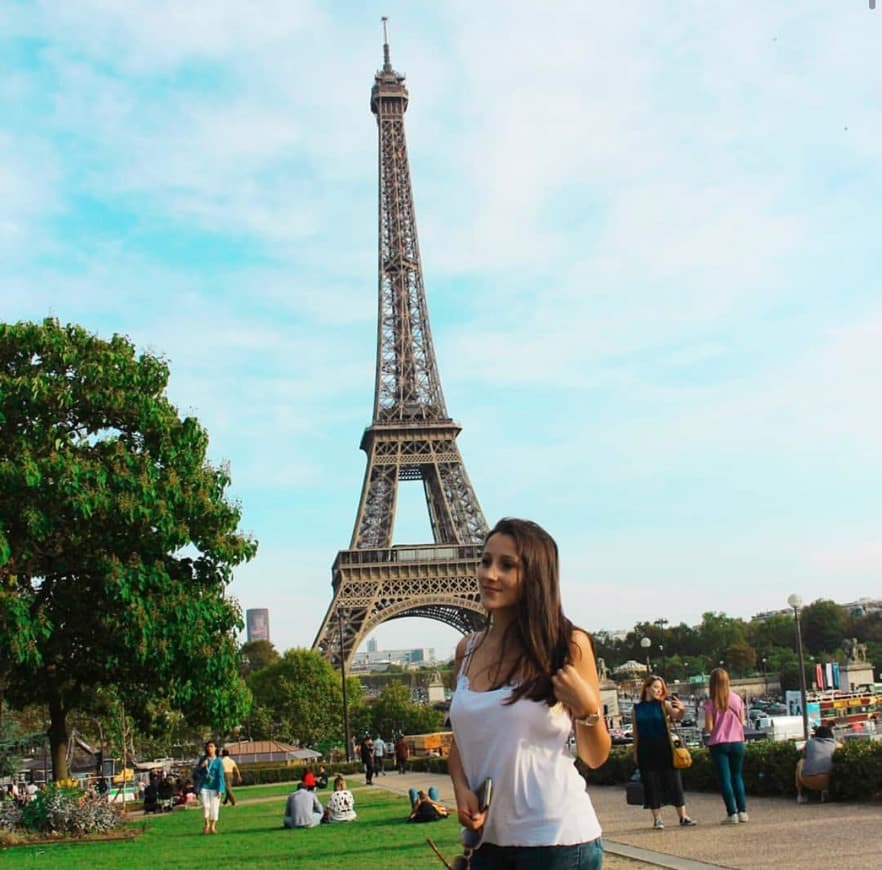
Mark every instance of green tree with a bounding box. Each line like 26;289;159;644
0;319;257;780
697;612;747;664
801;599;847;655
369;681;443;737
240;640;281;676
746;614;795;653
247;648;360;746
725;641;757;676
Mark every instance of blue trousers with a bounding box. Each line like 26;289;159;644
408;786;439;806
709;741;747;815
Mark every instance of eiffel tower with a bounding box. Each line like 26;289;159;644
313;25;488;669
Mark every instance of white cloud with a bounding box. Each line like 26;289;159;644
4;2;881;657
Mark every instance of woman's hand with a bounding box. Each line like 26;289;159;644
455;788;486;831
668;697;685;721
551;663;600;719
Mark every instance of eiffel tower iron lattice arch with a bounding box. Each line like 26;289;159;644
313;27;488;670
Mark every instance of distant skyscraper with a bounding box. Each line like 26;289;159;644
367;638;378;653
246;608;270;643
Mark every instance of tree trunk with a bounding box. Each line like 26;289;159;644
47;698;69;783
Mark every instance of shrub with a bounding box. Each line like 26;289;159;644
830;740;882;801
587;738;882;802
14;785;119;835
0;800;22;831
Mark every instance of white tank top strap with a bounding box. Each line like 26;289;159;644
459;631;482;679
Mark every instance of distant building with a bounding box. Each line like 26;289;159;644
246;608;270;643
351;645;436;670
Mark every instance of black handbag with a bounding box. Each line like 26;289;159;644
625;769;644;806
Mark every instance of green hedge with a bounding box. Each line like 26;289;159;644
583;741;882;802
238;742;882;801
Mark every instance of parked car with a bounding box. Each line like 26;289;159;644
610;728;633;745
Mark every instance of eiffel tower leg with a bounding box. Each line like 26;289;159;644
313;597;367;670
351;453;398;549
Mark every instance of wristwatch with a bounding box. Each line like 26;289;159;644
573;712;601;727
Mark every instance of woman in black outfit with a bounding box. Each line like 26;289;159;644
632;674;696;830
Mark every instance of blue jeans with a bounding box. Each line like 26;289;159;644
408;786;439;806
709;742;747;815
471;839;604;870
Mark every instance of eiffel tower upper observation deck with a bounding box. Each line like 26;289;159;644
313;25;489;669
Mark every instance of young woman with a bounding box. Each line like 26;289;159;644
196;740;226;834
632;675;697;829
324;775;357;822
702;668;748;824
448;518;611;869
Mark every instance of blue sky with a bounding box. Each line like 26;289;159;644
3;1;881;660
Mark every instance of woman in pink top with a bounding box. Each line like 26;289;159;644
702;668;748;825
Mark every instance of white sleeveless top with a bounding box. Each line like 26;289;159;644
449;637;602;847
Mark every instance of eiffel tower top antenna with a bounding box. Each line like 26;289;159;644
381;17;392;72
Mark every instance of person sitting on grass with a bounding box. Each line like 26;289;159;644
284;771;324;828
322;775;357;823
407;787;448;822
796;725;843;804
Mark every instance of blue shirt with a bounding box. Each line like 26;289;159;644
199;756;226;793
634;700;667;739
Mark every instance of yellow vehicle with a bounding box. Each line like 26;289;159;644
402;731;454;757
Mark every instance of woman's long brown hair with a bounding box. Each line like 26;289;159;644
476;517;589;706
709;667;731;712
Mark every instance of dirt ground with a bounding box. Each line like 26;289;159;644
603;855;654;869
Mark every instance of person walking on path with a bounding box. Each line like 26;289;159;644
373;733;386;776
703;667;748;825
195;740;226;834
220;748;241;806
359;736;374;785
395;735;410;774
633;675;697;830
448;517;611;869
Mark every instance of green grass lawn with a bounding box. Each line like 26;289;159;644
0;785;462;868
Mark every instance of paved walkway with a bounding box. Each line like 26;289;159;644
359;770;882;869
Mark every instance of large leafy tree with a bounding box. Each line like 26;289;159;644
801;599;847;655
369;681;443;738
248;649;365;747
239;640;281;677
0;320;257;780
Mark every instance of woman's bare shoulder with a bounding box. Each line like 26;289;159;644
568;627;595;658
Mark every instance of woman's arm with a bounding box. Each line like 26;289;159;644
552;629;611;769
448;634;484;831
703;708;714;733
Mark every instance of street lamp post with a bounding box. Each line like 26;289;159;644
640;637;652;674
338;615;352;762
654;618;669;678
761;656;768;696
787;594;810;742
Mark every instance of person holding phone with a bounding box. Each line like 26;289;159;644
448;518;611;869
632;675;697;830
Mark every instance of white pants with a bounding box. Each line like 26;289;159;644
201;788;221;821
